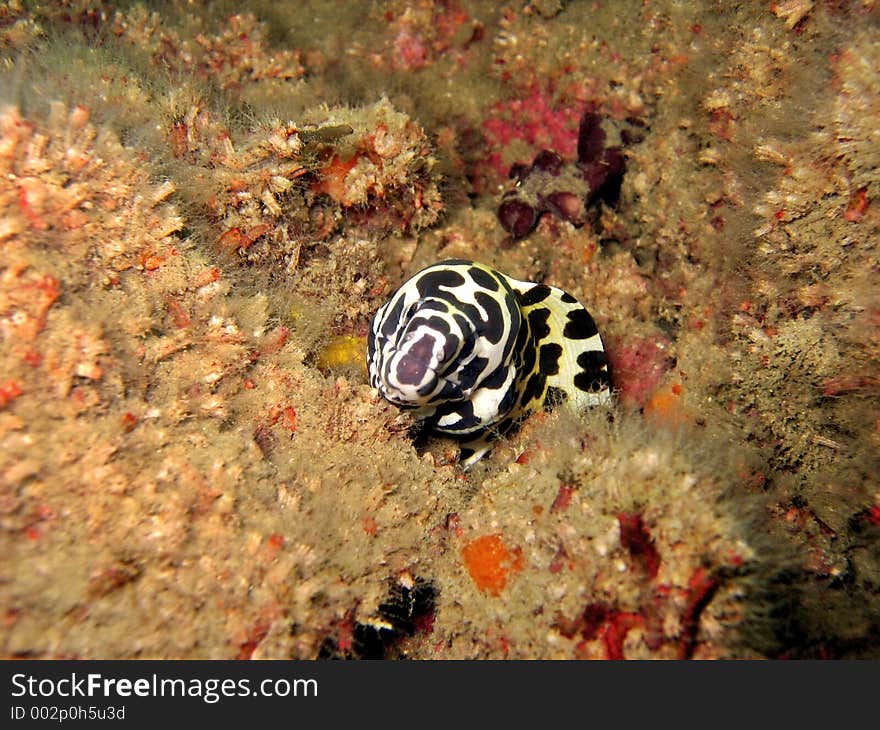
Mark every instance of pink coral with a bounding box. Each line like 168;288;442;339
479;84;583;185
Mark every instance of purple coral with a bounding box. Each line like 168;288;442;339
496;110;629;239
498;197;539;239
577;112;627;205
576;112;606;166
542;191;586;226
531;150;564;175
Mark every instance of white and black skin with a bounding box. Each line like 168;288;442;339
367;259;611;467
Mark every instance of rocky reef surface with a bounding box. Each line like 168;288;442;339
0;0;878;659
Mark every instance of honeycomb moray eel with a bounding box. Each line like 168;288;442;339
367;260;612;468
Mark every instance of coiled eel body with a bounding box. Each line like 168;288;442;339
367;259;611;467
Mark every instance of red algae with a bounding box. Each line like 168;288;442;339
618;513;661;579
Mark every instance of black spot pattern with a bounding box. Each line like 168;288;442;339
436;378;465;402
539;342;563;376
574;370;610;392
379;295;406;339
456;355;490;392
474;290;506;344
481;362;510;389
435;333;461;374
519;324;537;380
495;378;518;417
520;372;545;408
527;307;551;341
416;378;440;398
518;284;552;307
451;300;484;334
414;269;466;298
577;349;607;371
574;350;610;392
453;313;474;357
563;308;599;340
544;386;568;408
434;397;478;432
420;315;453;337
499;305;521;363
491;416;516;438
468;266;501;291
